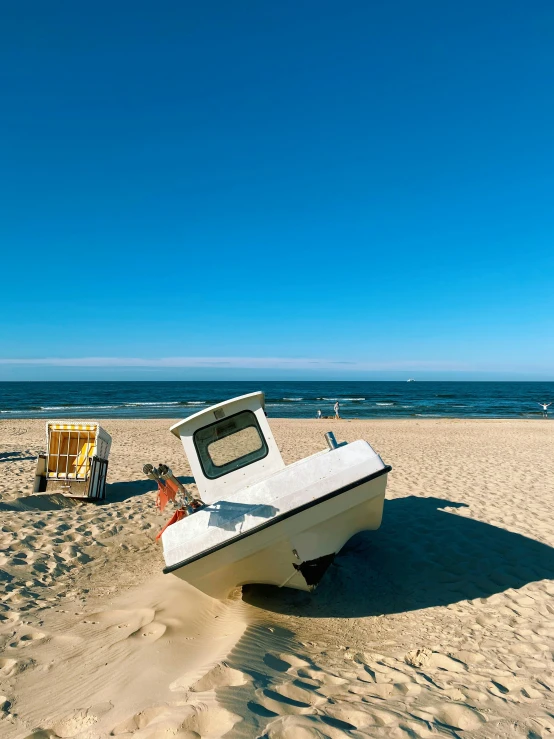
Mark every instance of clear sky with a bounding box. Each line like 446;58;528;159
1;1;552;381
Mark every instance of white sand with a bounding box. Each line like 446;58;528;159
0;418;553;738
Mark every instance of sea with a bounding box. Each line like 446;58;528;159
0;381;552;420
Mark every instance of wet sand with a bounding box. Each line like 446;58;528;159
0;418;553;738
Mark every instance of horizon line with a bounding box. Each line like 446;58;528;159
0;355;550;374
0;379;552;383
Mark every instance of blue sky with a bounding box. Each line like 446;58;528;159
1;1;552;380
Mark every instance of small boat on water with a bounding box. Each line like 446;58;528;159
156;392;391;599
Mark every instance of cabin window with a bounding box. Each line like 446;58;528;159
193;410;268;479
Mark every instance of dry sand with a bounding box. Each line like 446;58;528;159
0;417;553;738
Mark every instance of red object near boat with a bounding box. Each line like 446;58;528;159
156;508;188;541
156;477;180;512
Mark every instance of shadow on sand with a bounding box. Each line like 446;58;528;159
0;451;36;463
0;476;195;510
102;476;195;503
242;496;554;618
0;494;82;512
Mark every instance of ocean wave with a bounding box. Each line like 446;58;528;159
1;406;42;413
265;397;304;403
40;405;79;410
41;404;120;411
376;402;394;406
124;401;183;407
1;401;190;414
343;397;365;401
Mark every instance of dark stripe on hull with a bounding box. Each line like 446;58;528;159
163;465;391;575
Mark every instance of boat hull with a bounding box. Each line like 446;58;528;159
165;471;387;599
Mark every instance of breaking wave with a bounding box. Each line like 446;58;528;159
124;401;183;407
40;404;120;411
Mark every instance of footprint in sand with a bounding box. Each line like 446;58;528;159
0;610;20;627
296;667;346;687
11;551;29;564
0;695;12;719
488;677;544;702
0;657;23;678
263;653;292;673
77;607;169;648
323;703;377;730
9;629;46;648
128;621;167;642
278;653;313;670
112;702;238;737
263;652;313;674
404;648;466;673
269;681;326;708
181;703;239;736
81;607;156;631
251;687;314;717
170;661;250;693
51;708;98;738
263;714;347;738
448;649;485;666
112;705;168;733
419;702;487;732
190;662;250;692
352;681;421;699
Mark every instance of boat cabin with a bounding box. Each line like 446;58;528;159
170;392;284;504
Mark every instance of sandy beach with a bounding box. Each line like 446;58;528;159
1;417;553;738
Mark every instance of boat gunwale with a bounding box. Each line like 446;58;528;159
162;464;392;575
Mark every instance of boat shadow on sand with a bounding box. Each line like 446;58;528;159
242;495;554;618
102;476;196;503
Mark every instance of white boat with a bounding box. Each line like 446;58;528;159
160;392;391;599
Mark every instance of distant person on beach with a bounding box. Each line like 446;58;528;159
334;401;341;419
316;409;322;419
538;402;552;418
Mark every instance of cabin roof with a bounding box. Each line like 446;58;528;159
169;391;265;438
